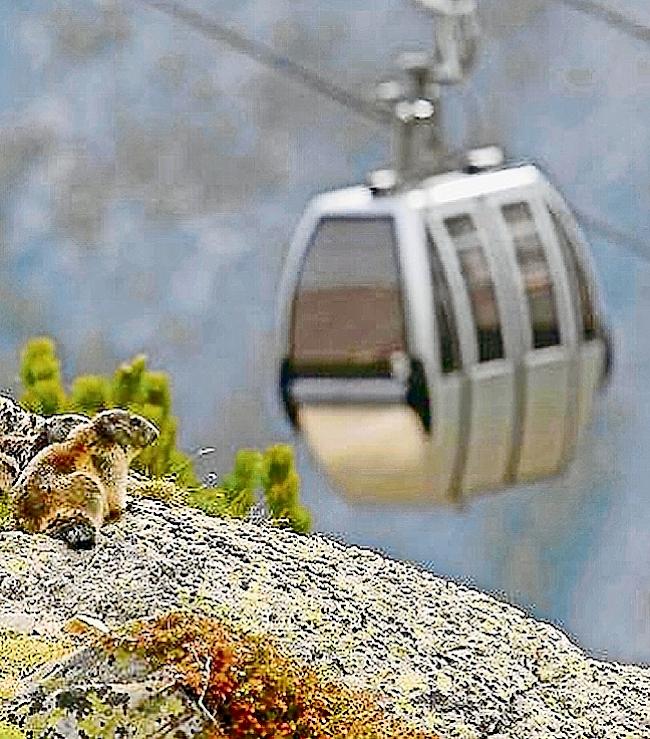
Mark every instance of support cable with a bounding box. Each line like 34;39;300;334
570;207;650;263
134;0;391;125
550;0;650;45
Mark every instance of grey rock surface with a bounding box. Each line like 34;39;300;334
0;496;649;738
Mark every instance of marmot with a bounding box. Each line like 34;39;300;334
0;395;89;492
11;408;158;550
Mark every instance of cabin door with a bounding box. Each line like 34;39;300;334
283;209;436;503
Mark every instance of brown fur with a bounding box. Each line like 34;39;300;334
11;409;158;545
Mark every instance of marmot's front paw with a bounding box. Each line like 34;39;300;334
105;506;125;523
48;517;97;551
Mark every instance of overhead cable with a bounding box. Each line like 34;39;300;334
133;0;391;125
551;0;650;45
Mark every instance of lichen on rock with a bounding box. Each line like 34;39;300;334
0;628;74;701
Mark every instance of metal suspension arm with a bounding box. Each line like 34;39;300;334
412;0;480;84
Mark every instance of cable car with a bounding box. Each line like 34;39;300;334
277;153;612;505
276;4;612;506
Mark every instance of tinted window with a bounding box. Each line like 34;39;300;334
426;230;462;373
548;209;598;340
445;214;504;362
290;217;406;376
502;202;561;349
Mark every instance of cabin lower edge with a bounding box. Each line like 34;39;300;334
297;403;454;505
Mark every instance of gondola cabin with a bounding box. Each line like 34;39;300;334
277;161;611;505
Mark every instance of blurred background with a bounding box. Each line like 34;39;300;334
2;0;650;663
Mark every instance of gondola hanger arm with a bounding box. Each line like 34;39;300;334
411;0;480;84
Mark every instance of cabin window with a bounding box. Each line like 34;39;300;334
548;208;598;340
426;230;462;373
290;216;407;377
444;214;505;362
501;202;561;349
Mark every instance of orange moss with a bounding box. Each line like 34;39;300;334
101;612;439;739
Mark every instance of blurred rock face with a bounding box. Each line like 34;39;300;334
1;0;650;663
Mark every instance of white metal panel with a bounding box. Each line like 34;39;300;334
393;198;441;438
462;360;516;493
483;187;579;481
537;176;609;321
434;372;464;500
472;195;528;357
529;198;579;350
392;200;470;502
426;199;517;496
518;349;572;480
425;204;479;366
527;200;582;471
424;208;476;499
541;183;609;452
428;166;540;205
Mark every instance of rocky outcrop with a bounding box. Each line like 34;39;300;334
0;496;649;738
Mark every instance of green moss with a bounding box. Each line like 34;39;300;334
129;476;189;507
0;720;25;738
186;486;229;517
21;705;67;736
75;689;189;737
0;488;12;529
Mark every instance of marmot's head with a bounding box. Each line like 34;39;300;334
93;409;159;450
